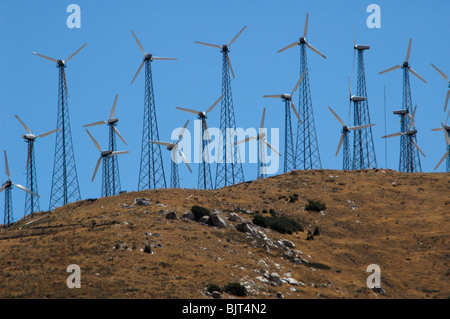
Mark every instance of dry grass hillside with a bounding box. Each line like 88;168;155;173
0;169;449;299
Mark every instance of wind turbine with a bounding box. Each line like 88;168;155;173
83;94;127;196
85;129;129;197
176;95;223;190
263;71;305;172
195;26;247;188
379;38;426;172
433;123;450;171
277;12;326;58
130;29;177;191
277;12;325;170
430;63;450;112
15;114;59;216
382;105;426;172
379;38;426;83
1;151;39;227
149;120;192;188
328;106;375;171
235;108;281;179
32;43;87;209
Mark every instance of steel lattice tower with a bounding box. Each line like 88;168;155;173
379;38;427;173
283;99;296;172
295;44;322;170
25;140;39;215
399;69;421;172
215;49;245;188
104;125;121;196
258;137;267;179
33;45;86;210
3;186;13;227
353;49;377;170
137;59;167;190
49;65;81;209
342;130;352;171
199;122;213;190
170;151;180;189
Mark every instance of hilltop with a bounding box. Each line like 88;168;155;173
0;169;449;299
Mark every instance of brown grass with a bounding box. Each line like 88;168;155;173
0;169;449;299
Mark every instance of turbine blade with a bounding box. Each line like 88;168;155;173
85;129;101;152
113;126;128;145
430;63;448;82
0;185;5;193
382;132;404;138
350;123;376;130
178;149;192;174
203;119;211;142
226;53;235;78
110;151;130;156
83;121;107;128
408;105;417;129
379;65;401;75
291;70;306;95
442;123;450;145
32;52;57;63
263;140;281;156
431;127;442;132
235;136;256;145
306;43;326;59
328;106;345;126
445;110;450;126
444;89;450;112
37;128;59;138
149;140;172;147
14;114;32;134
408;68;427;83
206;94;224;113
131;30;146;55
12;183;39;197
336;132;345;156
194;41;221;49
260;108;266;129
277;42;299;53
303;12;309;37
434;151;449;170
4;150;10;179
263;95;284;98
176;106;201;115
348;75;352;97
353;23;356;47
405;38;412;62
109;94;118;119
152;57;178;60
228;25;247;47
178;120;190;141
92;157;102;182
291;102;302;124
411;138;426;157
65;43;87;62
131;61;145;85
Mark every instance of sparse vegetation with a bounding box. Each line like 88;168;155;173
305;199;327;212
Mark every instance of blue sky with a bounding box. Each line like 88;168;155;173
1;0;449;218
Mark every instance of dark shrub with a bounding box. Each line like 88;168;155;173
191;205;210;221
269;208;277;217
305;199;326;212
252;213;303;234
143;244;152;254
252;214;268;228
206;283;222;294
223;282;247;297
313;226;320;236
289;193;299;203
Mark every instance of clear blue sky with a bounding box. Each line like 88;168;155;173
1;0;449;219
